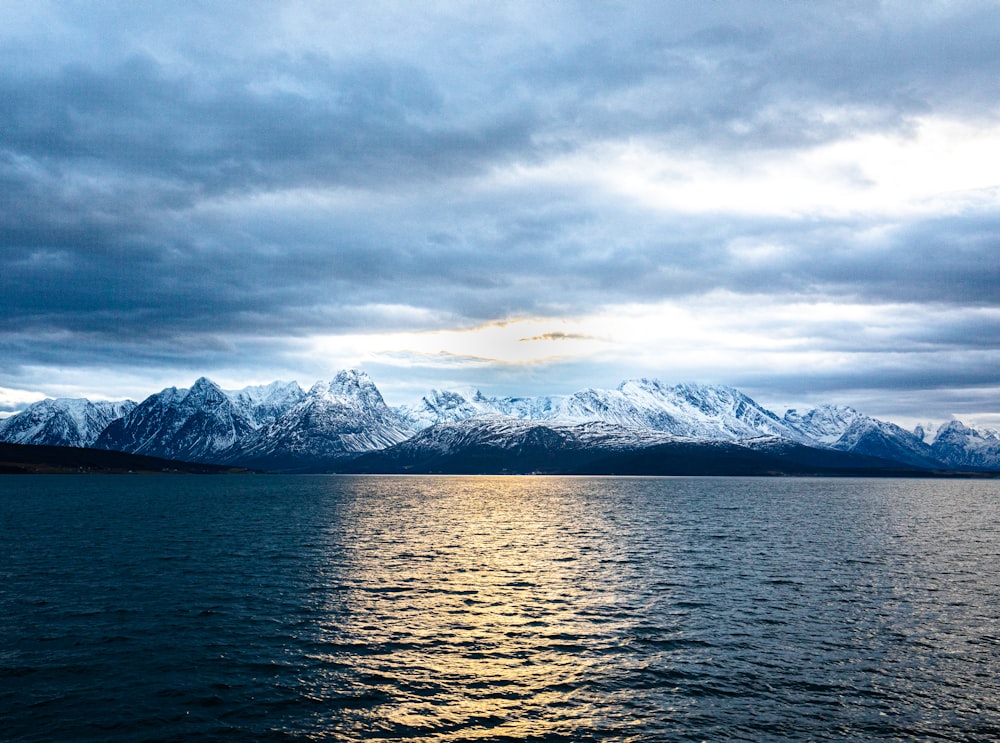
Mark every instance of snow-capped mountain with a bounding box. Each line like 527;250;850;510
387;416;684;456
343;415;923;476
94;377;264;462
343;416;693;474
929;421;1000;470
5;370;999;473
783;404;866;445
828;416;941;469
399;379;801;441
226;380;306;427
235;370;414;470
0;398;136;448
784;404;940;468
397;388;504;429
913;423;940;445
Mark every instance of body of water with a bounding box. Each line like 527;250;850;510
1;475;998;741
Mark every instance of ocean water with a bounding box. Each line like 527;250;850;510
1;475;998;742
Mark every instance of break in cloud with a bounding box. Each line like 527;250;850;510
2;1;999;425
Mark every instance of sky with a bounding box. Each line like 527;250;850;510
2;0;1000;428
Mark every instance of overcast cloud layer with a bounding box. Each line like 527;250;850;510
3;1;1000;426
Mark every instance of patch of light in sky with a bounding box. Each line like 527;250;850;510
0;386;49;410
290;298;1000;415
512;116;1000;218
302;296;944;375
305;318;613;369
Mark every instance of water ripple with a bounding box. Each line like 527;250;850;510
1;475;999;741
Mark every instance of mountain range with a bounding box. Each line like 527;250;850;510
2;370;998;474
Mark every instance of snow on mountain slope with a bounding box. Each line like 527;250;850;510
929;421;1000;470
0;398;136;448
913;423;940;445
363;414;832;466
401;378;801;441
226;381;305;427
10;371;999;472
830;416;941;469
624;380;796;439
342;415;923;476
784;404;943;468
95;377;259;462
388;415;684;456
396;388;500;430
236;370;413;468
783;404;865;445
341;415;688;473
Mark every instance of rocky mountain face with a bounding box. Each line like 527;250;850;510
783;404;866;445
830;417;941;470
4;371;999;472
400;379;800;440
90;372;412;470
228;381;307;427
235;370;414;471
0;398;136;448
783;404;942;469
928;421;1000;470
94;377;270;463
343;416;925;476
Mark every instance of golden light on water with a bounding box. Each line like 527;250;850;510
309;476;647;739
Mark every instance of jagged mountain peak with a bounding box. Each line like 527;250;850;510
929;419;1000;470
226;381;305;428
93;377;256;462
831;416;939;469
306;369;385;404
938;419;973;435
912;422;945;444
8;372;1000;473
184;377;228;404
673;380;738;395
785;403;859;419
227;370;412;470
426;387;485;405
229;380;302;402
670;382;777;418
400;377;798;442
330;368;379;394
0;397;136;448
783;404;863;444
618;377;668;393
394;386;513;432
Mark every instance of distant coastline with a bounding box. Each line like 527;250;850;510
4;441;998;478
0;443;256;475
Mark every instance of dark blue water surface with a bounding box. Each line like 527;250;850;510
1;475;999;741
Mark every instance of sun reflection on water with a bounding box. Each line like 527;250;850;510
278;476;1000;741
307;476;653;740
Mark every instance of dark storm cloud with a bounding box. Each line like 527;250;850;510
715;211;1000;306
3;180;999;351
2;0;1000;412
0;53;532;202
509;2;1000;150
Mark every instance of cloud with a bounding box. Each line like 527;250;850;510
2;1;1000;422
519;332;597;342
0;386;47;413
